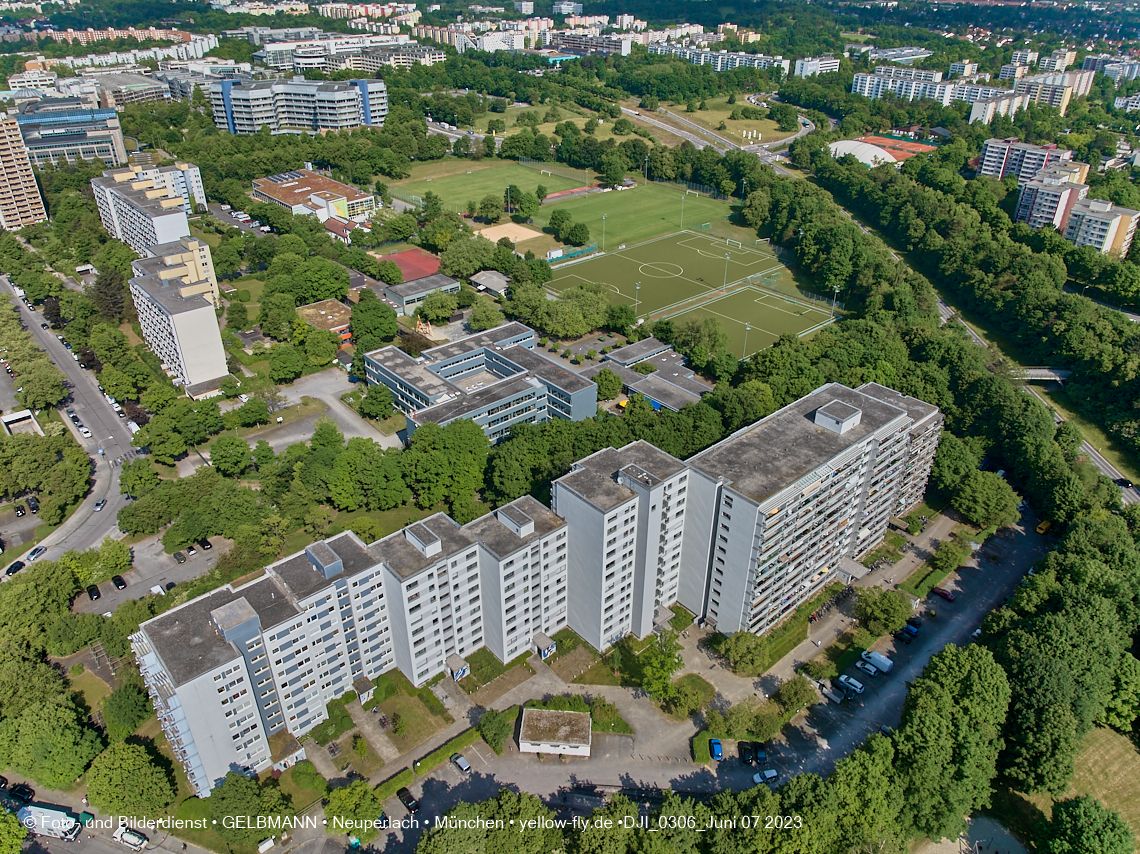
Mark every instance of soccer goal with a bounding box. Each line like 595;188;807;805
726;238;742;249
698;222;712;232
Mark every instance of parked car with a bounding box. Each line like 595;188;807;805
450;753;472;775
855;660;879;677
932;587;956;602
26;546;46;562
112;575;127;590
396;787;420;814
902;624;920;638
5;561;25;577
26;496;38;513
739;742;754;765
893;630;913;645
1036;520;1052;535
709;738;723;761
173;551;186;564
837;675;865;694
198;539;212;550
9;783;34;804
186;545;197;556
14;505;25;516
86;585;101;601
79;426;92;438
755;742;767;764
906;616;923;629
753;769;778;784
94;499;107;512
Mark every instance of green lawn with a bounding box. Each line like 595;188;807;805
667;673;716;720
378;693;451;754
1042;387;1140;486
275;765;326;812
658;96;798;148
68;669;112;714
391;160;584;209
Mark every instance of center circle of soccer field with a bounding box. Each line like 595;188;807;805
638;262;684;278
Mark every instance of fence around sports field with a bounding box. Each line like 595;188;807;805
518;157;590;186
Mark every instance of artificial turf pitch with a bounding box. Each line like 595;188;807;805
549;231;833;359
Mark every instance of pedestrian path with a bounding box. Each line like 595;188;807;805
345;699;400;763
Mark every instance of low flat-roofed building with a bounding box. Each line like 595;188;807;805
297;297;352;343
384;272;460;315
469;269;510;296
363;322;597;441
518;708;591;756
603;336;672;366
252;169;377;223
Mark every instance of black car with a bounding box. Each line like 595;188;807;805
112;575;127;590
906;616;923;629
755;742;768;764
396;787;420;814
9;783;34;804
0;775;7;789
894;630;913;645
739;742;755;765
173;551;186;564
5;561;24;577
198;539;212;550
1118;478;1134;489
13;505;25;517
26;496;39;514
87;585;101;601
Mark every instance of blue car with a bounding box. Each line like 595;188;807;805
709;738;723;761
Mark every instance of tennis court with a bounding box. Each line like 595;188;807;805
550;230;834;359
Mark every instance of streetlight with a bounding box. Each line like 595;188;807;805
602;213;607;252
635;282;641;317
643;154;649;182
681;193;686;229
741;177;748;201
832;283;840;318
743;322;751;360
723;252;731;294
506;185;510;216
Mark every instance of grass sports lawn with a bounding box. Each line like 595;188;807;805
551;230;832;359
391;160;584;208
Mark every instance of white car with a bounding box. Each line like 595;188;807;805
855;660;878;677
79;426;92;438
111;402;122;412
753;769;778;784
238;393;250;402
837;675;865;694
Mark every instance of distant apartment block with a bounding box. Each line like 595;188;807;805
1010;49;1039;66
513;0;533;11
132;380;940;797
129;244;228;395
948;61;978;77
0;112;47;230
69;70;171;110
1115;92;1140;112
1039;49;1076;72
363;322;598;442
1012;69;1095;115
1015;163;1090;231
7;68;58;88
979;137;1074;184
999;63;1030;80
210;77;387;134
794;56;841;77
1084;53;1140;85
1063;198;1139;256
968;90;1032;125
12;97;127;167
251;169;377;222
866;46;932;65
647;42;790;75
551;33;634;57
41;25;193;45
552;1;583;13
335;43;447;71
91;164;201;254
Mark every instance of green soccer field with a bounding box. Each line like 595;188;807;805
550;231;833;359
391;161;585;209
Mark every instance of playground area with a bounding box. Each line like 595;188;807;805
550;230;834;360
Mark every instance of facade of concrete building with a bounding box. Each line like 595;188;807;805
999;63;1030;80
647;42;790;74
210;77;387;134
968;91;1032;125
1039;49;1076;72
978;138;1074;184
866;46;932;65
678;382;941;635
794;56;841;77
7;68;58;88
1063;198;1140;256
948;61;978;77
132;236;220;308
363;322;597;442
1116;92;1140;113
852;72;955;104
1014;163;1089;231
0;112;48;230
1010;49;1039;66
91;163;202;254
380;272;461;315
335;43;447;70
13;98;128;166
550;32;633;56
133;500;569;796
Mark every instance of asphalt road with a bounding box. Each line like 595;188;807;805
207;203;271;234
2;277;134;563
772;516;1049;780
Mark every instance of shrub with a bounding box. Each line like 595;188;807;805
478;707;514;754
290;760;327;795
373;768;414;803
238;290;251;302
802;659;837;681
68;663;84;676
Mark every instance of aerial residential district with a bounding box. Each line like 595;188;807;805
2;0;1140;852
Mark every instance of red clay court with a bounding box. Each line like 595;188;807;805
856;136;938;161
373;247;440;281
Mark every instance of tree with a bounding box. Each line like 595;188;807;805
601;152;628;187
565;222;590;246
89;268;127;320
98;365;138;402
639;630;683;703
548;208;571;235
210;772;293;848
304;328;341;366
478;707;513;753
324;780;382;844
17;361;67;411
350;297;397;342
211;434;252;477
356;385;393;421
1039;795;1136;854
479;193;502;224
439;236;495;278
953;470;1021;529
774;675;817;714
516;191;540;221
606;302;636;334
269;344;304;383
101;683;151;741
259;293;297;341
720;630;770;676
856;587;912;636
931;432;980;493
120;458;159;497
0;811;27;854
593;368;622;400
420;290;458;323
468;298;505;331
86;742;174;816
226;299;249;331
0;696;103;790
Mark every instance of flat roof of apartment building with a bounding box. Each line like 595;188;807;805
366;513;475;580
499;345;594;393
687;383;908;504
297;298;352;331
556;440;686;511
462;495;565;558
130;274;212;315
422;322;532;362
252;169;371;206
416;374;540;424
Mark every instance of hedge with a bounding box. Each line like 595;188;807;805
415;728;481;777
374;767;415;803
692;732;712;763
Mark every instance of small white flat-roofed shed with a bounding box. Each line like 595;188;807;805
518;707;592;757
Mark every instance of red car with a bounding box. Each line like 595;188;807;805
932;587;956;602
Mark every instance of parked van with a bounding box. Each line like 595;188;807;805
126;420;140;435
18;806;82;841
1036;520;1052;535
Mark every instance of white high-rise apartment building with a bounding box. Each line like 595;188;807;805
1015;163;1089;231
1039;49;1076;72
1010;49;1039;66
978;137;1074;184
794;56;841;77
134;498;569;796
210;77;387;134
133;383;941;796
91;163;203;254
948;61;978;77
1063;198;1140;256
